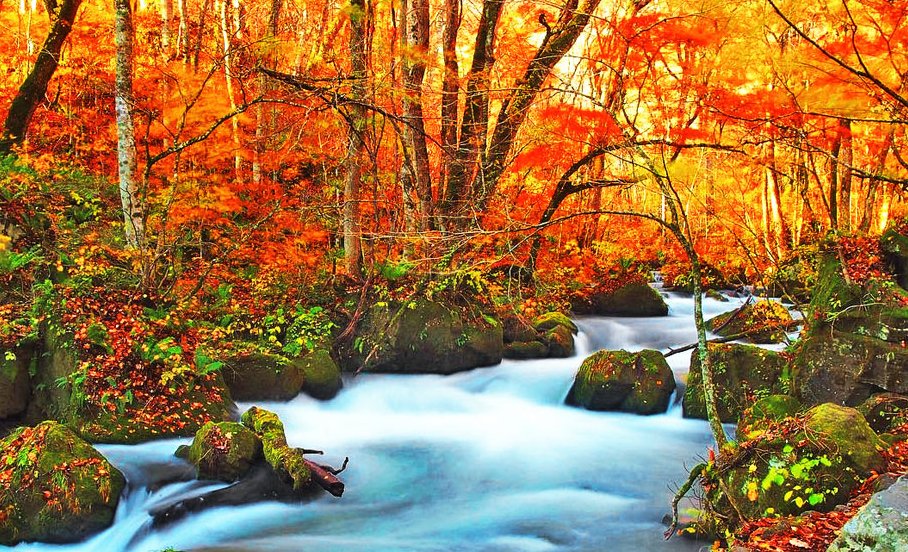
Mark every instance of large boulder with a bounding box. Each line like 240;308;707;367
337;299;503;374
709;404;885;524
792;330;908;407
501;311;577;360
0;346;31;420
683;343;788;423
566;349;676;415
736;394;803;440
827;474;908;552
222;352;305;401
0;421;125;545
532;312;578;334
295;349;343;400
705;300;796;344
503;340;549;359
177;421;262;482
571;281;668;317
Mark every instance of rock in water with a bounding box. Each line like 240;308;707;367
0;421;125;545
566;349;676;415
294;349;343;400
222;352;306;401
178;421;262;482
827;475;908;552
571;281;668;317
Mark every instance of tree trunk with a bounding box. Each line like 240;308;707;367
438;0;460;211
827;123;842;230
440;0;504;228
253;0;282;186
219;0;241;180
343;0;368;277
838;118;852;231
401;0;432;231
0;0;83;154
115;0;144;249
161;0;173;54
860;128;893;232
476;0;603;208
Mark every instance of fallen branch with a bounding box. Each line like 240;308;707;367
665;332;753;357
664;462;707;540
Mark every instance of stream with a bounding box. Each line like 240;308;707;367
5;289;770;552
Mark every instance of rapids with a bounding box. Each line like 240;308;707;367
6;290;774;552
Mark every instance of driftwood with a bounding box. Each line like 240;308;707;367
664;462;707;540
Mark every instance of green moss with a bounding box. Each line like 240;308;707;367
241;407;311;490
503;340;548;359
544;325;575;358
567;349;675;415
706;301;795;344
293;349;343;400
183;421;262;482
532;312;577;334
0;421;124;545
736;395;803;440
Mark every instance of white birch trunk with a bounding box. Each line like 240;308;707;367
115;0;144;249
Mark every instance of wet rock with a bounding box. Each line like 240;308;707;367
857;393;908;433
544;324;575;358
295;349;343;400
827;474;908;552
792;331;908;407
180;421;262;482
222;352;305;401
532;312;578;334
336;299;502;374
503;340;549;359
567;349;676;415
683;344;789;423
706;300;796;344
0;346;31;420
571;281;668;317
0;422;125;545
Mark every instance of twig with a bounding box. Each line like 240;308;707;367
664;462;707;540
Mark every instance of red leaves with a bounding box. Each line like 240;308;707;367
838;236;890;283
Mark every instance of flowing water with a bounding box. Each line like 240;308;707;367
6;290;775;552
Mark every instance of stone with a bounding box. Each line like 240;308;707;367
827;475;908;552
571;281;669;317
531;312;578;334
0;421;125;545
294;349;343;400
705;300;795;344
683;343;789;423
180;421;262;482
0;346;31;420
857;394;908;433
222;352;305;401
736;395;803;440
336;299;502;375
544;324;575;358
566;349;676;415
503;340;549;359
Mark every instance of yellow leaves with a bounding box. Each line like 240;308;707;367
0;233;10;252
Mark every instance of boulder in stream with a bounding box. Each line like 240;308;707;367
566;349;676;415
683;343;788;423
176;421;263;482
296;349;343;400
705;300;796;344
336;298;502;374
222;352;306;401
0;421;125;545
571;280;668;317
706;404;885;525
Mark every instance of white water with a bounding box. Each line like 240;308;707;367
5;290;771;552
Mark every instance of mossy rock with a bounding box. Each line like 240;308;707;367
566;349;676;415
531;312;577;334
705;301;795;344
712;404;885;523
503;340;549;359
683;343;788;423
293;349;343;400
544;325;575;358
0;421;125;545
857;393;908;434
736;395;803;440
181;421;262;482
705;289;729;302
571;281;668;317
336;299;503;375
792;330;908;407
0;346;32;420
222;352;305;401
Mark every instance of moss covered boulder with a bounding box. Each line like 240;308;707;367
501;312;538;344
294;349;343;400
0;421;124;545
177;421;262;482
857;393;908;434
792;330;908;407
708;404;885;524
706;301;796;344
222;352;305;401
571;281;668;317
683;343;789;423
336;299;502;374
544;324;576;358
0;347;31;420
532;312;578;334
736;395;803;440
503;340;549;359
566;349;676;415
